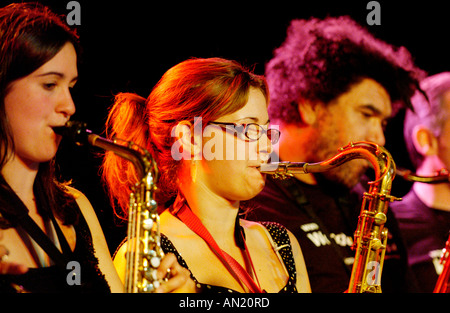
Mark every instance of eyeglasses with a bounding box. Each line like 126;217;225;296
207;122;281;144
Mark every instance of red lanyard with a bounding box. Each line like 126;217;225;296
170;196;264;293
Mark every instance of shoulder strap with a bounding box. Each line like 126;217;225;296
260;222;297;277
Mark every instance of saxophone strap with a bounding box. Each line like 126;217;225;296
170;195;264;293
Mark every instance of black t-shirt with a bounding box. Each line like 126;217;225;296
247;175;416;293
390;190;450;292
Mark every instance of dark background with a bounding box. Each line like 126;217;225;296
6;0;450;253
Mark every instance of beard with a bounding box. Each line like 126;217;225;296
318;159;369;189
304;128;369;189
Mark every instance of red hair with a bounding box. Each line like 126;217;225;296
102;58;268;219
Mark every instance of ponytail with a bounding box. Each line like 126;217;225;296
102;92;148;220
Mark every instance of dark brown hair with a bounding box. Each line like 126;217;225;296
0;2;80;225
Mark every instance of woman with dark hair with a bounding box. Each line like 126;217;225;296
103;58;311;293
0;2;191;293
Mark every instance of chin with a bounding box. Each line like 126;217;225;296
248;179;266;199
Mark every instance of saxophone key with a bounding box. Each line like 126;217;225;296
142;218;154;230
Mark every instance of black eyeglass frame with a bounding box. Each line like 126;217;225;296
207;122;281;144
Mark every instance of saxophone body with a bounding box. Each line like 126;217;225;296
260;141;400;293
55;121;164;293
396;167;450;293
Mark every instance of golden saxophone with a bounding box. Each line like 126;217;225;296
396;168;450;184
396;168;450;293
55;121;164;293
259;141;400;293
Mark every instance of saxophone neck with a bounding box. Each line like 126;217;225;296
259;141;396;184
396;168;450;184
56;120;158;181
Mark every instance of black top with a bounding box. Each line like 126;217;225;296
0;178;110;293
161;221;298;293
1;211;111;293
391;190;450;292
247;175;417;293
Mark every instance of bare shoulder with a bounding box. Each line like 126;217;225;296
239;219;276;244
66;185;88;204
240;219;288;235
66;186;96;218
66;186;124;292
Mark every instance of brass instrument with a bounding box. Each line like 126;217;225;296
260;141;400;293
55;121;164;293
396;168;450;184
434;236;450;293
396;167;450;293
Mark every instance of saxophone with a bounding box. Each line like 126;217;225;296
55;121;164;293
396;168;450;184
396;168;450;293
259;141;400;293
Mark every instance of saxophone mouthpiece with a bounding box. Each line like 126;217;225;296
53;120;91;145
258;162;282;174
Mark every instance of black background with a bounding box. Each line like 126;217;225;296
5;0;449;253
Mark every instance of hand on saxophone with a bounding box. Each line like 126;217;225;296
154;253;197;293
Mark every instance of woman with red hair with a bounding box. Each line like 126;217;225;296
103;58;310;293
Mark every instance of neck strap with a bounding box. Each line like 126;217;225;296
0;176;73;270
170;195;263;293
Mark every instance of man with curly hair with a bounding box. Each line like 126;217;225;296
249;16;425;292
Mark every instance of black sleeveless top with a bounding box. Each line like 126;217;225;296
0;179;110;293
1;211;111;293
161;221;298;293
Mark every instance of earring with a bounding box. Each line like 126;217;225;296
191;160;197;184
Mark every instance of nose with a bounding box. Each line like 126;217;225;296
57;88;76;118
257;131;273;157
367;123;385;146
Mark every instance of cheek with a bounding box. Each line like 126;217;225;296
438;138;450;168
5;84;46;130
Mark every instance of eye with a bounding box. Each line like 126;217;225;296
43;82;57;91
359;110;373;118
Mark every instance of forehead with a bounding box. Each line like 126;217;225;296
216;88;269;122
442;90;450;109
33;42;78;78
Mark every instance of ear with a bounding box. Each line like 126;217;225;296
412;125;439;156
173;121;202;159
297;99;321;125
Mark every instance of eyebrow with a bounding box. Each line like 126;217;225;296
36;71;78;83
359;104;389;117
359;104;393;128
235;117;270;124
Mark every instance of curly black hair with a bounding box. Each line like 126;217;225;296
266;16;426;124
